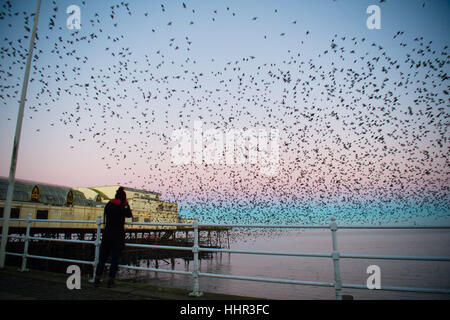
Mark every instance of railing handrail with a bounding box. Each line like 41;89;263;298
332;225;450;229
2;215;450;299
0;218;97;224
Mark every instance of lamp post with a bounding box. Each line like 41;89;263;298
0;0;42;268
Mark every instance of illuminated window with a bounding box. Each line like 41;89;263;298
67;190;74;205
31;185;40;202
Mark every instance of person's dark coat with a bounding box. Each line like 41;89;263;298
102;198;132;251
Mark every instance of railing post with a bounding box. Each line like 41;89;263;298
330;217;342;300
189;216;203;297
19;213;32;272
89;214;102;283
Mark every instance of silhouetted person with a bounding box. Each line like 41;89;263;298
94;187;132;287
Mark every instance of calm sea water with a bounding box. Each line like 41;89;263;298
117;228;450;299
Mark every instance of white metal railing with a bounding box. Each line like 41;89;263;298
1;214;450;299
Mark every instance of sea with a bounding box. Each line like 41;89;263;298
116;227;450;300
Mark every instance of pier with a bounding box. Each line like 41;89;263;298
0;178;230;275
3;221;231;276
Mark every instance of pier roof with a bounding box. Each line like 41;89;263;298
0;177;102;207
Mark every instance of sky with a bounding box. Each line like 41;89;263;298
0;0;449;224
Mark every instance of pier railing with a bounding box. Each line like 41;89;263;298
1;214;450;299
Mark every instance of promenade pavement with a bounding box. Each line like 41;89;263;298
0;266;254;300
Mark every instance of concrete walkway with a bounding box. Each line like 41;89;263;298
0;266;256;300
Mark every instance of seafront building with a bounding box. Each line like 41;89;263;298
0;177;189;232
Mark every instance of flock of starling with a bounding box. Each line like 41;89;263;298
0;0;448;226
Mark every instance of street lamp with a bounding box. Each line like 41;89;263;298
0;0;42;268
